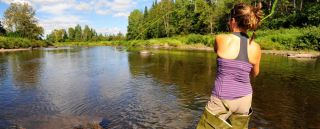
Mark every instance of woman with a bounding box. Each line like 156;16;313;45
197;3;263;129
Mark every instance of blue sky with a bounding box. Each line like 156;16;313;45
0;0;155;35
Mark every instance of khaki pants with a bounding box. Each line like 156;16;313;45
197;94;252;129
207;94;252;120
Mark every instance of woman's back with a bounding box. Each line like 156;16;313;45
213;32;256;99
215;32;261;77
215;33;261;65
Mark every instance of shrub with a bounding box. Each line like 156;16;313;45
297;26;320;50
0;36;48;49
186;34;209;45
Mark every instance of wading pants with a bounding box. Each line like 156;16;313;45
197;94;252;129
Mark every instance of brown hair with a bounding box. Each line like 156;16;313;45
230;3;263;43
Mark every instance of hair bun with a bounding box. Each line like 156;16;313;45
250;2;263;30
230;3;264;31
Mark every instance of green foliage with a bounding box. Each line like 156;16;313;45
47;24;126;43
261;1;320;29
127;0;255;40
254;27;320;50
3;3;43;39
297;27;320;50
74;24;82;41
186;34;209;45
128;0;319;40
127;9;144;40
0;36;49;49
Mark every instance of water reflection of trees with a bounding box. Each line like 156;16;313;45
128;50;217;110
252;55;320;128
0;53;8;81
6;50;44;87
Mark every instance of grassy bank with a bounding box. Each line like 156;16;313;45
54;27;320;51
0;36;50;49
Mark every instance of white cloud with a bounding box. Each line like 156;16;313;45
0;0;138;17
96;9;111;15
39;15;87;35
92;0;135;17
39;3;72;14
0;0;31;4
75;1;91;11
0;0;143;35
96;27;126;35
110;0;133;11
114;12;130;17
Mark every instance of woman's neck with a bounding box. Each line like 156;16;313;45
231;27;247;33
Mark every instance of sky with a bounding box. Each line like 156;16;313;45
0;0;155;35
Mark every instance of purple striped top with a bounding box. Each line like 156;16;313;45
212;58;253;100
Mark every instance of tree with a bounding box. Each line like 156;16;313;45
68;27;75;41
127;9;144;40
173;0;193;35
194;0;211;34
74;24;82;41
4;3;43;39
63;29;68;41
82;25;91;41
144;6;148;18
0;21;6;35
159;0;175;37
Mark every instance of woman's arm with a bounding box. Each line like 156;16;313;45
251;43;261;77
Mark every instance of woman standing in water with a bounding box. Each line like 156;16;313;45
197;3;263;129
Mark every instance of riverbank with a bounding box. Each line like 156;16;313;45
52;39;320;58
53;26;320;50
54;43;320;58
0;48;32;52
0;36;50;49
2;27;319;57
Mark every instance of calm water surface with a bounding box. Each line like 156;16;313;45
0;47;319;129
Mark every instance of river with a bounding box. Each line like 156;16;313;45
0;47;319;129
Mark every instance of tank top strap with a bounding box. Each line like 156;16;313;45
233;32;249;62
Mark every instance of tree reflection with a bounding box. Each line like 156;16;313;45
128;50;217;110
7;50;44;87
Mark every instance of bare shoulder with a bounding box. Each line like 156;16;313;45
215;34;230;41
215;34;233;44
250;40;261;53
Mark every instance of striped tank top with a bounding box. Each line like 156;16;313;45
212;32;253;100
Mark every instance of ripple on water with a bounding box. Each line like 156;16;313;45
0;47;320;128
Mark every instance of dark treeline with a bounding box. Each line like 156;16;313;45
46;25;125;43
127;0;320;40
